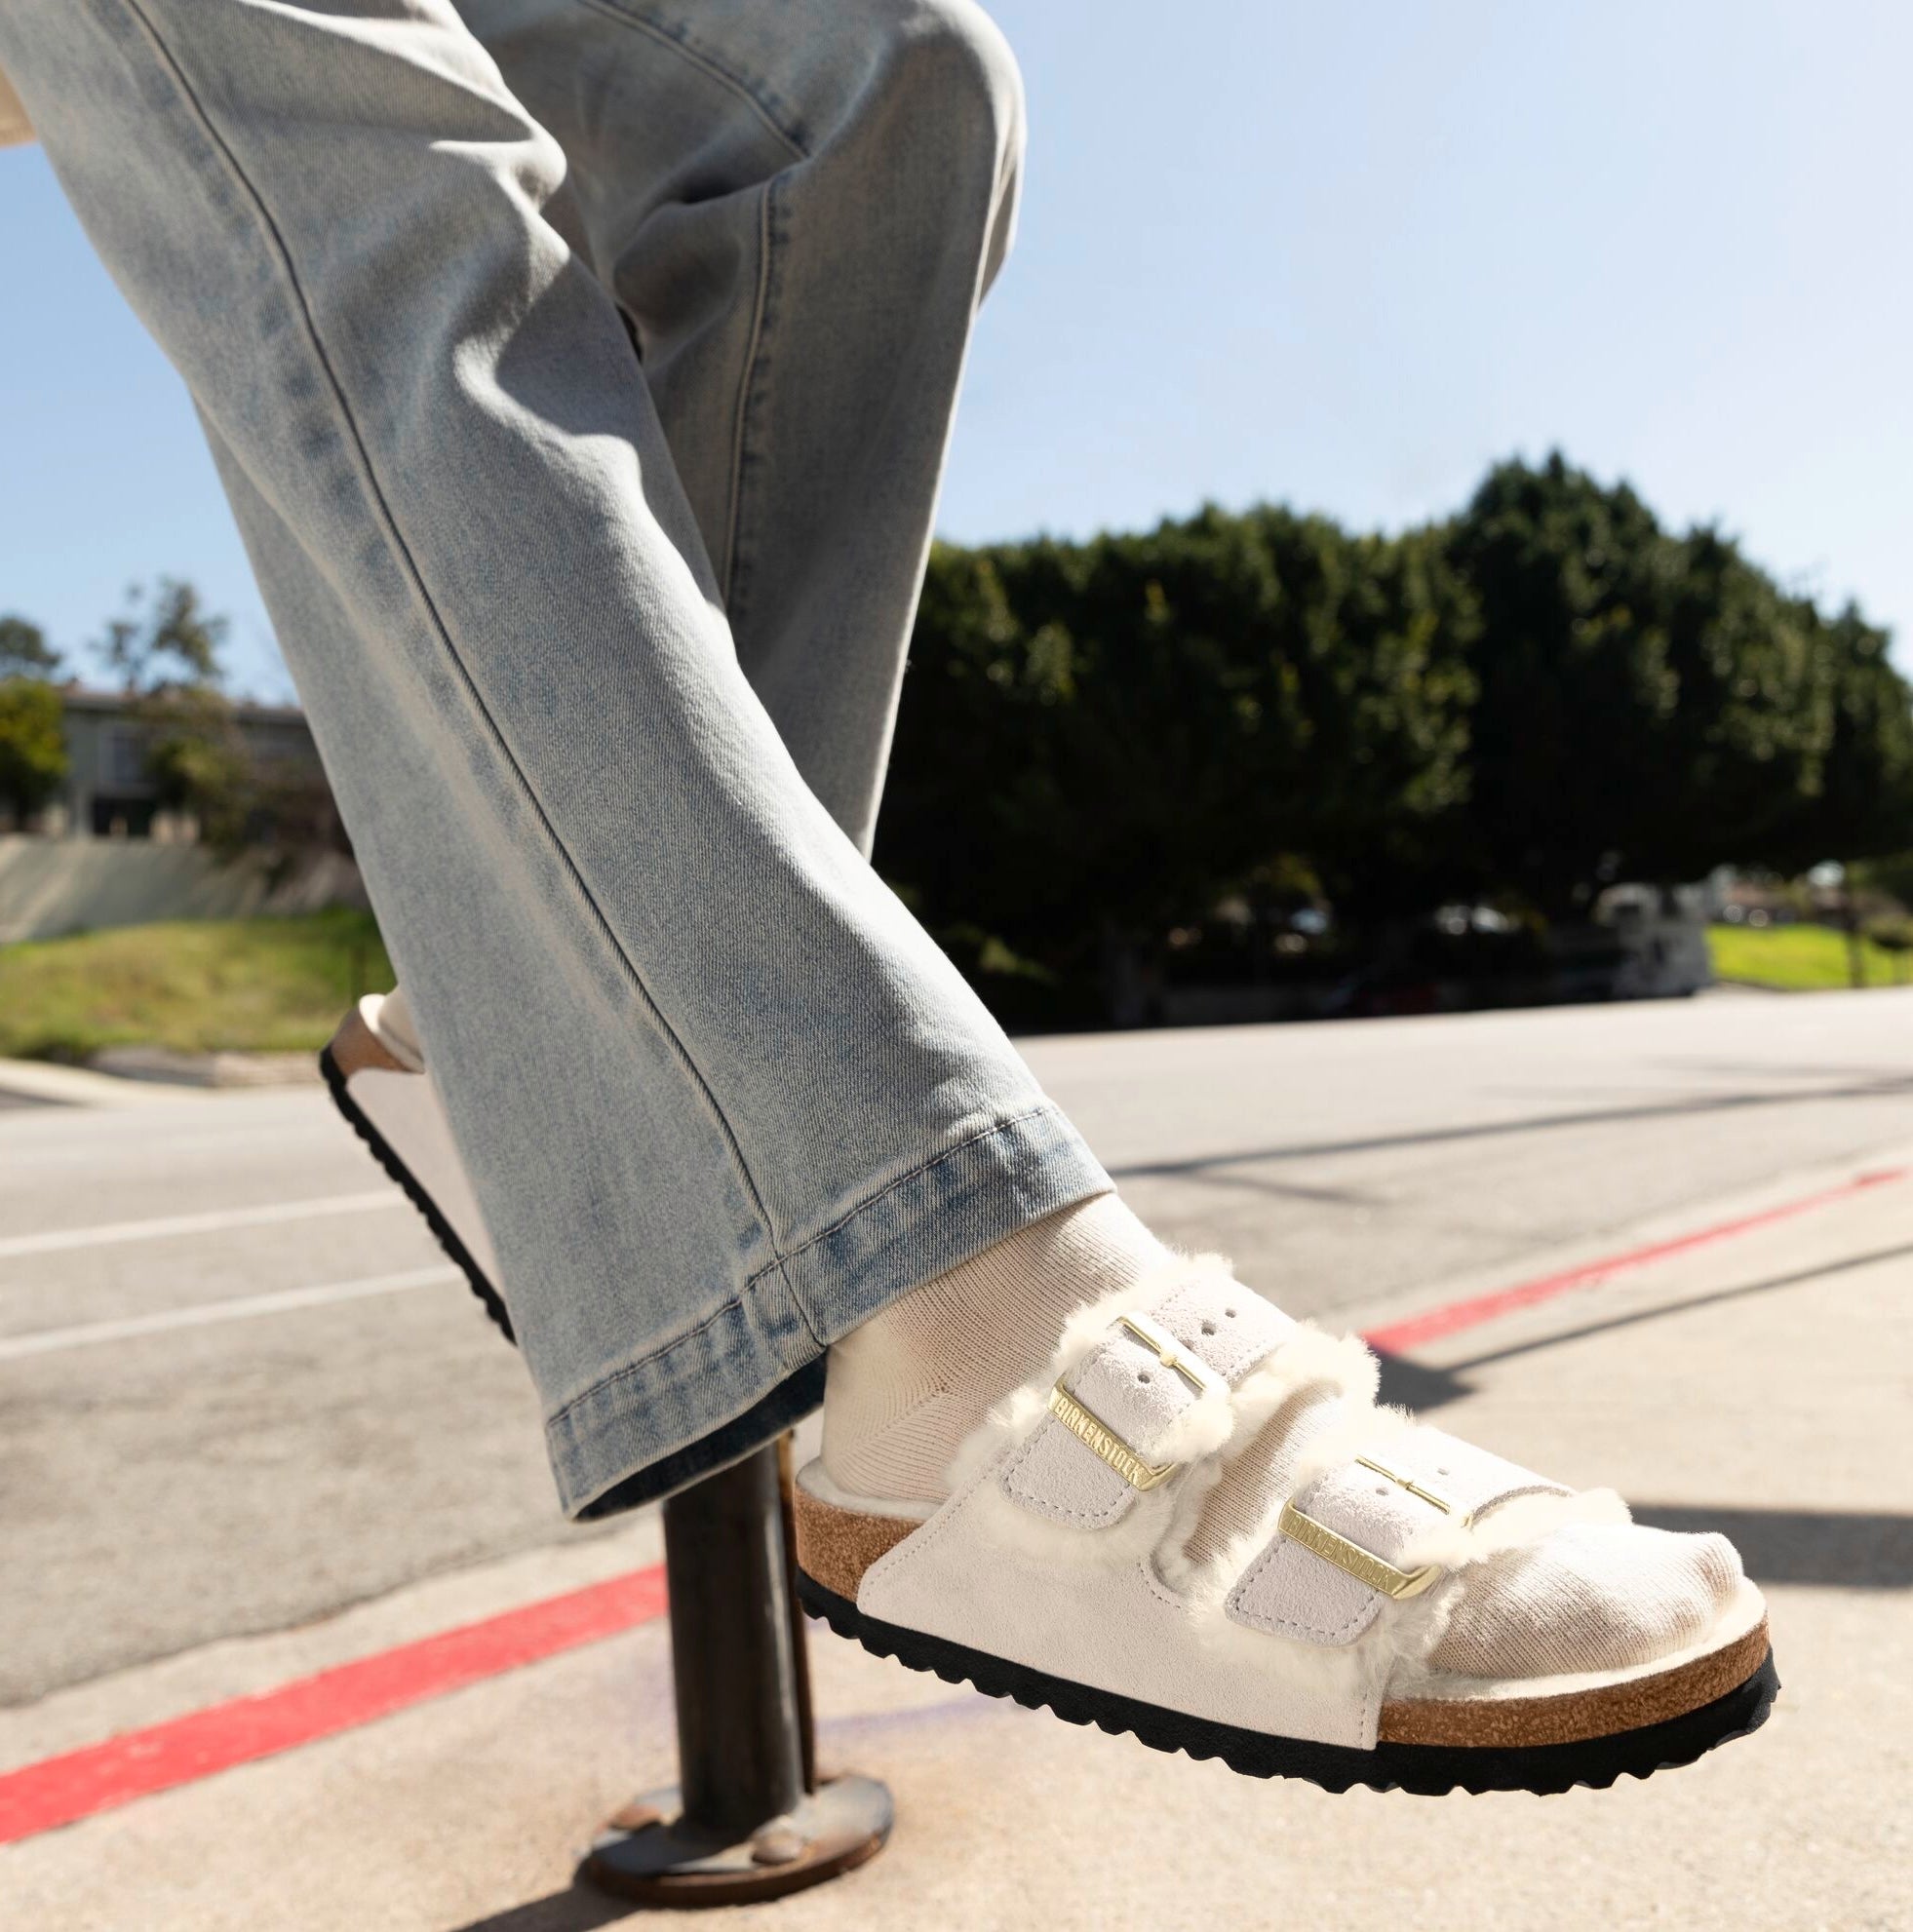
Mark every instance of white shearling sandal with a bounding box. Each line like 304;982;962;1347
794;1263;1776;1796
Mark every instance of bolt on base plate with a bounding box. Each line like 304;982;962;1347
580;1773;893;1908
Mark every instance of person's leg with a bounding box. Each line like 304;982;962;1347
463;0;1024;850
0;0;1111;1515
2;1;1762;1786
231;386;1163;1504
452;0;1169;1492
504;12;1751;1692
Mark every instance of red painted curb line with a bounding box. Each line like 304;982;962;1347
1363;1167;1905;1356
0;1564;668;1845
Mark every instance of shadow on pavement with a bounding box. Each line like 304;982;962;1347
1372;1351;1474;1410
1628;1506;1913;1589
1107;1073;1913;1181
1374;1240;1913;1416
449;1882;637;1932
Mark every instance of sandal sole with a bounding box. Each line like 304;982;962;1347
794;1571;1777;1797
319;1018;516;1343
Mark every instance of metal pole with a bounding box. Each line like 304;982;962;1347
663;1446;806;1835
581;1439;893;1907
774;1436;819;1797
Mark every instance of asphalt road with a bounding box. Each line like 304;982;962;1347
4;987;1910;1707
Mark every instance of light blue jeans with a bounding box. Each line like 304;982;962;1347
1;0;1111;1514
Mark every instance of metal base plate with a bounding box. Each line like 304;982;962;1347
581;1774;893;1908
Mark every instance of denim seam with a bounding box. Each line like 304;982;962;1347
569;0;809;161
108;0;789;1269
744;1101;1056;1290
549;1101;1066;1430
545;1269;804;1429
720;177;776;607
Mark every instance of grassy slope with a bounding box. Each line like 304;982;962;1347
0;910;394;1060
0;912;1897;1062
1709;922;1907;991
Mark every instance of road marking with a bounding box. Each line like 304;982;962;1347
0;1266;462;1361
0;1190;404;1261
0;1565;670;1843
1363;1166;1906;1355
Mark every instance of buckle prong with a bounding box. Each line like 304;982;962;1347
1115;1312;1218;1397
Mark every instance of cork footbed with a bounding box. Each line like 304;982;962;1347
794;1483;1769;1751
1377;1616;1770;1746
796;1487;923;1602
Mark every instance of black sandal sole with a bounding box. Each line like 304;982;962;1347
796;1569;1778;1797
319;1043;517;1344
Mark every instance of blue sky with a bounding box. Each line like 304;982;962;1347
2;0;1908;700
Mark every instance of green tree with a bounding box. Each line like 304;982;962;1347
0;615;60;679
1854;848;1913;912
1442;454;1911;914
141;685;256;851
96;579;260;849
880;459;1913;1025
880;507;1477;1014
1776;602;1913;871
98;578;227;694
0;678;69;823
1234;508;1477;918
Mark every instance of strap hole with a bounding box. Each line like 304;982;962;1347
1435;1466;1450;1476
1200;1321;1217;1335
1137;1370;1152;1383
1224;1307;1236;1319
1375;1484;1389;1497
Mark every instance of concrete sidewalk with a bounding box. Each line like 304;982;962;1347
5;1152;1908;1931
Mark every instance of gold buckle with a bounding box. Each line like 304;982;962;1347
1043;1311;1222;1491
1046;1384;1179;1489
1276;1452;1472;1602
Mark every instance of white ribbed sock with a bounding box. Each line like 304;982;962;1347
1428;1521;1741;1677
820;1192;1168;1504
1181;1388;1345;1566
